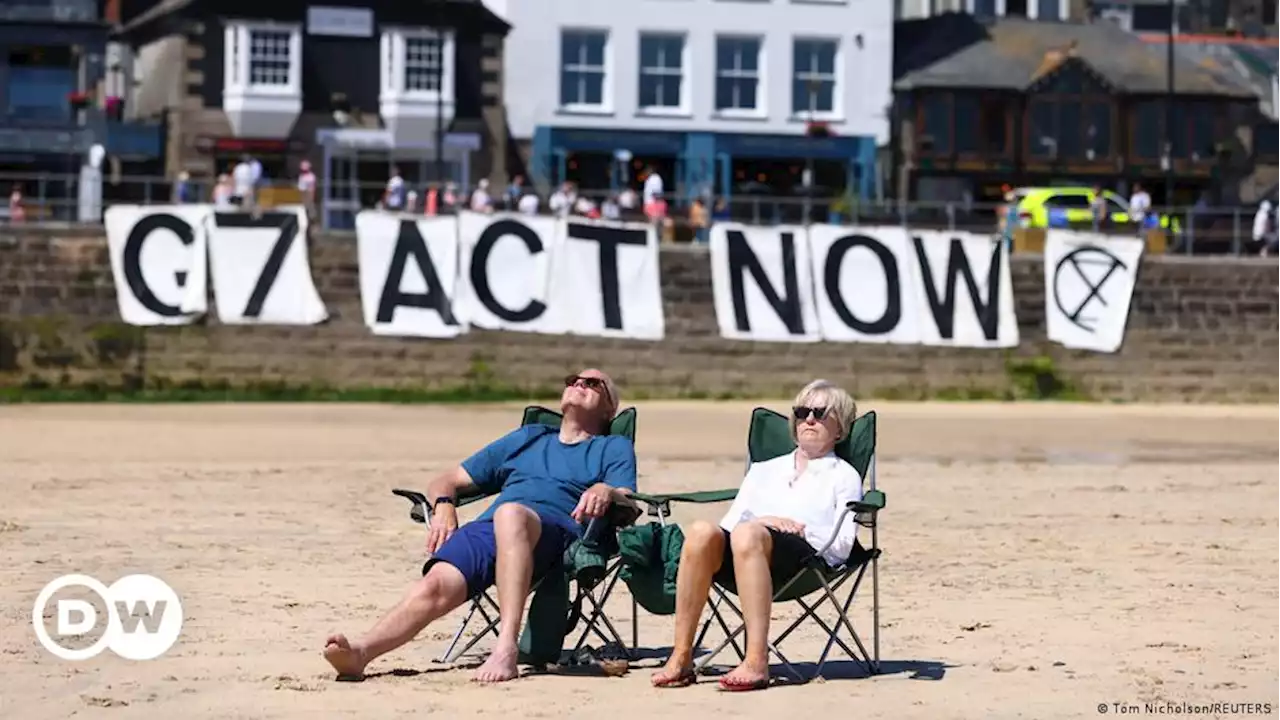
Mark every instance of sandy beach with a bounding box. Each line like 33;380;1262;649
0;400;1276;719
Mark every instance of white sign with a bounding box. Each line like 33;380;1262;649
808;224;923;345
551;218;666;340
910;230;1019;349
32;574;183;661
207;207;329;325
709;222;821;343
104;204;209;326
356;212;465;338
456;211;560;334
306;6;374;37
1044;230;1143;353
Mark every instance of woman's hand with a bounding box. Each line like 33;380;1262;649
756;516;806;536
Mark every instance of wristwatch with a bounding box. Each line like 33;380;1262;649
434;497;455;507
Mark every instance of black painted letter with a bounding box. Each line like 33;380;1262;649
823;234;901;335
470;219;546;323
122;212;197;317
376;219;459;325
566;221;647;330
911;236;1003;340
727;229;806;334
214;211;299;318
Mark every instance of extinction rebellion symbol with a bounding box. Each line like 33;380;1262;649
1052;246;1129;333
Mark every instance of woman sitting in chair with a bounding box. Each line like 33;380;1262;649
651;379;863;691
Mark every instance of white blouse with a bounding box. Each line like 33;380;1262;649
718;450;864;568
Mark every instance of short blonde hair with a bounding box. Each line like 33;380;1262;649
789;379;857;443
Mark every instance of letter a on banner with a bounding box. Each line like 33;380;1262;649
356;211;464;337
104;205;209;326
551;219;665;340
208;207;328;325
710;223;820;342
910;231;1019;348
1044;230;1143;353
456;212;561;334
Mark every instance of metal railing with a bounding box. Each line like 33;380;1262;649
0;172;1274;258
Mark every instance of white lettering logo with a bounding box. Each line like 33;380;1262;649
32;574;183;661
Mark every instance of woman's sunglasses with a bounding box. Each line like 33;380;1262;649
792;406;829;421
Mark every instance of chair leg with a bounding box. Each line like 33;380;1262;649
569;567;629;657
438;595;501;664
814;568;875;678
693;588;747;672
434;598;483;663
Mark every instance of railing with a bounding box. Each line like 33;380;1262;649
0;172;1274;258
0;0;98;23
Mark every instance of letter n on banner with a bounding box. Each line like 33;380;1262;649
550;218;665;340
709;223;820;342
456;211;561;334
808;224;922;344
355;211;465;338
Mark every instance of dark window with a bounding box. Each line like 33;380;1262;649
1036;0;1060;20
1046;194;1092;209
954;94;980;153
1005;0;1028;15
1131;101;1163;158
1026;63;1114;161
1257;122;1279;158
981;97;1008;153
920;94;952;153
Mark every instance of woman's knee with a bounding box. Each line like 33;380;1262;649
729;521;770;555
683;520;724;552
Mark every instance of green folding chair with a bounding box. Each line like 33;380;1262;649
390;405;641;665
620;408;884;682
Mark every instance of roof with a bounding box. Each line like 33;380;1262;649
1151;38;1278;119
894;15;1258;99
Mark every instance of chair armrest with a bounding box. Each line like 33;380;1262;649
630;489;738;506
390;487;491;525
848;489;886;514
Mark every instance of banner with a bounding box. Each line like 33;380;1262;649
99;205;1137;354
104;204;209;326
1044;231;1143;353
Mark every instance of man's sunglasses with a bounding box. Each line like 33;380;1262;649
565;374;608;394
792;406;829;422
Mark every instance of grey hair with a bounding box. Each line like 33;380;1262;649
789;379;857;443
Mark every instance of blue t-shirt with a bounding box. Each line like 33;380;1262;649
461;426;638;536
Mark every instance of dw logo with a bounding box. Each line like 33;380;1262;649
32;574;183;661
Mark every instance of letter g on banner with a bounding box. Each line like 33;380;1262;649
32;574;184;661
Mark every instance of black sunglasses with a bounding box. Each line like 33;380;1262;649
565;374;608;393
792;406;829;422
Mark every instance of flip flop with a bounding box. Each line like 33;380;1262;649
652;667;697;688
717;674;770;692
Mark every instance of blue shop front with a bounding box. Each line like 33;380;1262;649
529;126;878;203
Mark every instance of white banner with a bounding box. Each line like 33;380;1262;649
709;222;821;343
207;207;328;325
456;212;562;334
551;218;665;340
910;230;1019;348
356;212;465;338
809;224;922;344
1044;231;1143;353
104;204;208;325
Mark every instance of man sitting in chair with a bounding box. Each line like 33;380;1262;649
652;379;863;691
324;368;636;683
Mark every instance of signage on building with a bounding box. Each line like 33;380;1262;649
306;6;374;38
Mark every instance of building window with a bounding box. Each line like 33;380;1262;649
792;38;837;117
638;33;684;112
560;30;608;109
224;22;301;94
1026;64;1113;160
715;36;762;113
380;28;455;102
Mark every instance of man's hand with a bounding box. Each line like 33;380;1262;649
571;483;615;523
757;516;806;536
426;503;459;555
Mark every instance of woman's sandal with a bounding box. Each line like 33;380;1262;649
652;667;697;688
717;674;770;692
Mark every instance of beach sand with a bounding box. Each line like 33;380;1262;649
0;401;1276;719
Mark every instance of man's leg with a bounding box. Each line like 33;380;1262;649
653;520;725;685
323;560;469;678
472;502;545;682
723;521;775;686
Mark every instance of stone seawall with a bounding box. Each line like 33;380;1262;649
1;225;1276;402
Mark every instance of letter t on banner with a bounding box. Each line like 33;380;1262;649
550;219;666;340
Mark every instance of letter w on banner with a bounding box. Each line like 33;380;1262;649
104;204;209;326
1044;230;1143;353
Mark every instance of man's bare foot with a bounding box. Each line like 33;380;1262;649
651;657;696;687
323;634;369;679
472;643;520;683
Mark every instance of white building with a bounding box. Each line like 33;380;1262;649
484;0;892;200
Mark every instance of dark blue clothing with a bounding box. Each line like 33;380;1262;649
427;509;577;599
461;425;638;537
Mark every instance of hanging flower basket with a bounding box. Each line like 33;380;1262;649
805;120;833;138
104;95;124;120
68;91;90;110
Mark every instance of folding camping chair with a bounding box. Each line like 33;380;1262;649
622;408;885;683
390;405;642;665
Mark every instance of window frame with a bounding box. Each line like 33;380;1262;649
713;34;766;119
636;31;689;117
224;20;302;96
790;36;841;121
380;27;455;105
559;28;612;114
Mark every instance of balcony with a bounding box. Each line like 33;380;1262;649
0;0;98;23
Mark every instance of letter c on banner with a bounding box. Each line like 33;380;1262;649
122;213;196;317
470;219;547;323
824;234;901;334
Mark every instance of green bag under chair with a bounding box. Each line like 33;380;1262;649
517;527;620;665
617;522;686;615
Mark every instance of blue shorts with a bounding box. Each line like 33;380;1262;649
423;508;579;599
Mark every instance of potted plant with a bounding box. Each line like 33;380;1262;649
68;91;90;110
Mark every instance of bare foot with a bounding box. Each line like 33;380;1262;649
651;658;696;687
323;634;369;679
472;643;520;683
718;660;769;690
